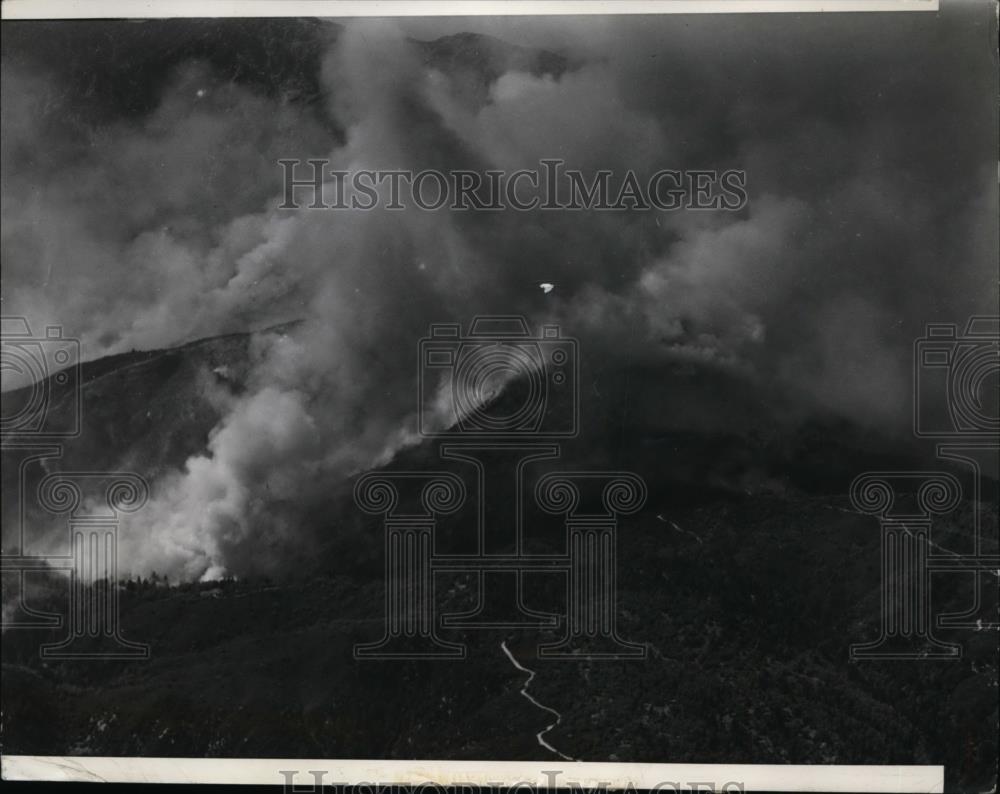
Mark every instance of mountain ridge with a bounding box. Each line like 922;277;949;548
1;326;996;788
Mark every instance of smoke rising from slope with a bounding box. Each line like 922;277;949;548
2;12;996;579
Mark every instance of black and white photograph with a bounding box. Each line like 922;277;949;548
1;1;997;791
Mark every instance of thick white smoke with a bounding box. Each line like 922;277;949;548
117;23;524;579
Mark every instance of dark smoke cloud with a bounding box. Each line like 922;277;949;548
1;9;996;580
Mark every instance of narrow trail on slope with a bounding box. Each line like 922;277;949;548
499;640;577;762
